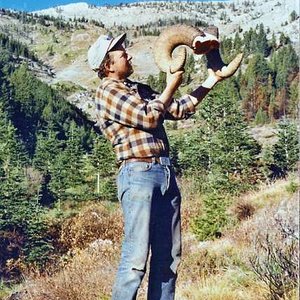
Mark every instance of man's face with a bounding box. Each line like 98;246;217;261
108;45;133;79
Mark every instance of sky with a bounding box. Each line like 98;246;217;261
0;0;223;12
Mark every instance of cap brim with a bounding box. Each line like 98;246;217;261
108;33;126;52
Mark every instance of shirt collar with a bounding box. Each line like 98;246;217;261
102;77;137;88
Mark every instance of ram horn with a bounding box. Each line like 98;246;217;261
154;24;243;78
154;24;219;73
206;49;244;78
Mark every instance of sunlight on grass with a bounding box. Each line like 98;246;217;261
177;269;268;300
239;175;299;209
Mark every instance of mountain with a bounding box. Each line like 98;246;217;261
34;1;299;37
1;0;299;86
33;0;299;43
0;0;299;118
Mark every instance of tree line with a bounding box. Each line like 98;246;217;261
0;39;114;280
148;24;299;123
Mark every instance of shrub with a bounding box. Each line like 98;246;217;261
247;198;299;299
59;203;123;251
192;192;233;241
22;243;120;300
232;200;256;221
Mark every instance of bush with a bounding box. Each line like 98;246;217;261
22;243;120;300
247;198;299;299
192;192;233;241
232;200;256;221
59;203;123;251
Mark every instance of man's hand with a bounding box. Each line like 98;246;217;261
201;68;223;89
166;69;184;90
158;70;184;109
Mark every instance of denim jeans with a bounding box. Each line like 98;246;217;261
112;161;182;300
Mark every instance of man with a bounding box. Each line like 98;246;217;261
88;33;223;300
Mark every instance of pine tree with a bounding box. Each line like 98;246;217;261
287;81;299;119
269;32;277;54
63;121;85;186
0;104;28;172
0;105;52;273
183;54;195;85
33;128;62;174
233;32;242;53
254;108;269;125
0;166;53;269
0;81;11;115
260;146;275;183
48;121;85;202
83;135;117;201
33;128;63;205
176;80;260;192
289;10;298;22
257;23;270;57
268;91;277;121
189;81;261;241
241;54;272;120
272;119;299;177
192;192;231;241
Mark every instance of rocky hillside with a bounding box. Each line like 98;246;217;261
0;0;299;118
35;0;299;42
33;0;299;84
1;1;299;83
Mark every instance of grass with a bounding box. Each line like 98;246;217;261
4;175;298;300
235;175;299;209
0;280;23;300
177;269;268;300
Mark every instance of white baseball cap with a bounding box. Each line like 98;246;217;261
87;33;126;71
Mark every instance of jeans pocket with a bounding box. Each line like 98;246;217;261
128;162;152;173
117;166;128;202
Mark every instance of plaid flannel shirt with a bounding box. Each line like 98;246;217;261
95;77;199;162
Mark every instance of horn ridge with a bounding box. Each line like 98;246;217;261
154;25;202;73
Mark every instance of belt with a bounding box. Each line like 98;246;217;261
121;156;171;166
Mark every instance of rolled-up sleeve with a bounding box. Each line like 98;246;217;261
96;81;165;129
165;94;198;120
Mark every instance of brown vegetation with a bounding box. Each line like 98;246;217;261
59;203;123;250
5;179;298;300
22;244;119;300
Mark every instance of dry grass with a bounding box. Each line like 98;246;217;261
23;242;120;300
60;202;123;251
236;176;298;209
9;176;298;300
15;202;123;300
177;269;268;300
234;196;298;298
229;178;299;248
176;177;299;300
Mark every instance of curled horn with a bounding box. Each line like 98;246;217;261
154;24;243;78
154;25;204;73
206;50;244;78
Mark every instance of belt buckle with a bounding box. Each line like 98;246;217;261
159;157;171;166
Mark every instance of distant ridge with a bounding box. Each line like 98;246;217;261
31;0;299;39
1;0;230;13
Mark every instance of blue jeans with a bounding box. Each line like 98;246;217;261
112;161;182;300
